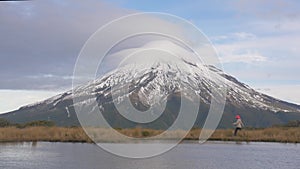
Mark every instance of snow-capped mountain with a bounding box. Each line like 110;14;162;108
1;57;300;128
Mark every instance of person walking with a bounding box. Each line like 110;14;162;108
233;115;244;136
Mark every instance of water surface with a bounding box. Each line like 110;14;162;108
0;141;299;169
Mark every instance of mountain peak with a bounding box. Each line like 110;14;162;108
1;57;300;128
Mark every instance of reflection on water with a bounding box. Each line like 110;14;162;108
31;141;37;147
0;141;299;169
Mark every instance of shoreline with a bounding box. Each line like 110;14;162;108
1;139;299;145
0;126;299;144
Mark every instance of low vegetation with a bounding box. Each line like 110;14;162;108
0;119;299;143
0;127;92;143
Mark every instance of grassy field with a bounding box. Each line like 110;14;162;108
0;126;300;143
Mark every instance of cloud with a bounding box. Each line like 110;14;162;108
212;32;266;63
231;32;256;40
255;84;300;105
0;0;131;90
220;52;267;63
213;1;300;66
211;19;300;64
0;89;61;113
105;40;201;68
27;74;73;80
209;15;300;87
211;32;256;41
1;1;206;90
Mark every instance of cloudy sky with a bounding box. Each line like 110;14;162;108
1;0;300;113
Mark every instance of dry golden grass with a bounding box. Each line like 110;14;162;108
207;128;300;143
0;127;299;143
0;127;92;143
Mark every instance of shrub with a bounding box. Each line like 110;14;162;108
141;131;150;137
0;118;10;127
273;120;300;128
16;120;55;128
285;120;300;127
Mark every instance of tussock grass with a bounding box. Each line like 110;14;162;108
0;127;299;143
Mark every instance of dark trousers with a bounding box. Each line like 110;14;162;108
234;127;241;136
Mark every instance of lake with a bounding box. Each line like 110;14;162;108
0;141;299;169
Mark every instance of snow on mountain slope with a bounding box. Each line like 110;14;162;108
19;56;300;115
